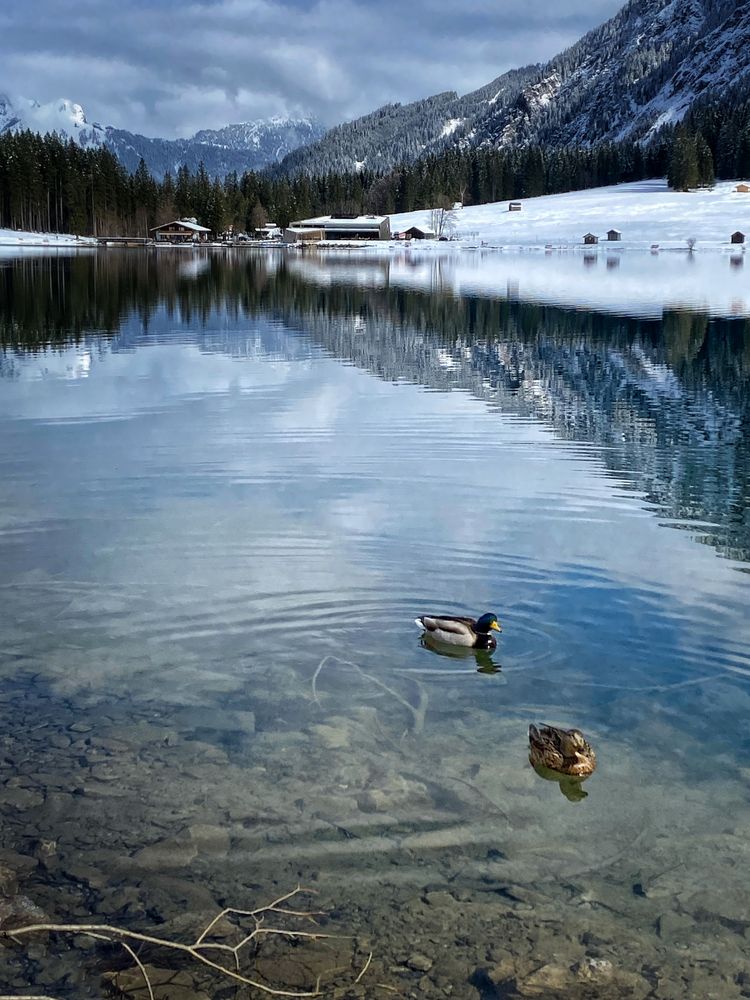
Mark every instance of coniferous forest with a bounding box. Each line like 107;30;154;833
1;87;749;236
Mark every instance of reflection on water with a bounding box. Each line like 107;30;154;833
0;251;749;998
530;761;592;803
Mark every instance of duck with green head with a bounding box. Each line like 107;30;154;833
415;612;502;650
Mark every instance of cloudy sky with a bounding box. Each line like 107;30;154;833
1;0;623;137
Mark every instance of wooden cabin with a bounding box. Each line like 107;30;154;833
583;233;599;245
730;231;746;244
150;218;211;243
508;202;522;212
607;229;622;241
734;183;750;193
402;225;436;240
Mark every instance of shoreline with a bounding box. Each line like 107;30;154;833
3;178;750;254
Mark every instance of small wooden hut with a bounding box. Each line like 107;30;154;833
607;229;622;241
508;202;522;212
734;183;750;193
730;231;745;245
583;233;599;245
402;225;436;240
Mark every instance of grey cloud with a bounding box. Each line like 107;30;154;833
1;0;623;135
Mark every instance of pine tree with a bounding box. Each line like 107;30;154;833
695;135;714;188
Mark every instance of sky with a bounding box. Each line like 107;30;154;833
1;0;624;137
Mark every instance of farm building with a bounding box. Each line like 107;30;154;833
283;227;325;244
255;223;282;239
607;229;622;241
734;183;750;193
730;231;745;244
291;215;391;241
150;219;211;243
401;225;436;240
508;202;522;212
583;233;599;245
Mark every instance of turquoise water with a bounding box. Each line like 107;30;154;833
0;250;749;998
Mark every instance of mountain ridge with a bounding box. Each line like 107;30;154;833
0;94;324;178
275;0;750;176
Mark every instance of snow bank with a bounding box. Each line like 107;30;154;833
389;179;750;251
0;229;97;248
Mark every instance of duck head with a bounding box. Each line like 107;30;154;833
475;613;502;634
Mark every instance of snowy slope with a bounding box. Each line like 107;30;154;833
390;179;750;250
640;3;750;137
464;0;745;149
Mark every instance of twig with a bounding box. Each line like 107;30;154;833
311;656;332;705
355;952;373;984
354;665;427;734
118;940;155;1000
2;887;372;999
311;654;428;733
7;923;317;997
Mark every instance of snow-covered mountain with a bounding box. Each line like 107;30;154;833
0;95;107;148
277;0;750;176
461;0;745;149
0;94;324;177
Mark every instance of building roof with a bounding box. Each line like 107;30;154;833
284;226;325;234
293;215;388;229
150;219;211;233
405;225;436;235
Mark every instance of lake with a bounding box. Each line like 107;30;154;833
0;248;749;999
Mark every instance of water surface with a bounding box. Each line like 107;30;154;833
0;250;749;998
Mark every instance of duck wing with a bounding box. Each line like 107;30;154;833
417;615;476;635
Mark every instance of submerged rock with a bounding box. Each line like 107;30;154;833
105;964;211;1000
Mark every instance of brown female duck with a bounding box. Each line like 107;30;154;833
528;723;596;777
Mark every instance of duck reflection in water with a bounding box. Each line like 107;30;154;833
419;634;501;674
531;759;592;802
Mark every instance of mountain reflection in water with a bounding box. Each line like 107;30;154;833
3;250;748;567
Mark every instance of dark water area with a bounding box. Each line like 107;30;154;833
0;249;749;998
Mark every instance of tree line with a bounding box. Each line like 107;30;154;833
1;86;749;237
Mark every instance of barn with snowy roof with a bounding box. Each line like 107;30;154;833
291;215;391;241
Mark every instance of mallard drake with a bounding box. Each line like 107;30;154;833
528;723;596;777
415;613;502;650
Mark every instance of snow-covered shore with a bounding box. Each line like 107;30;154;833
0;228;97;247
390;179;750;251
2;178;748;255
